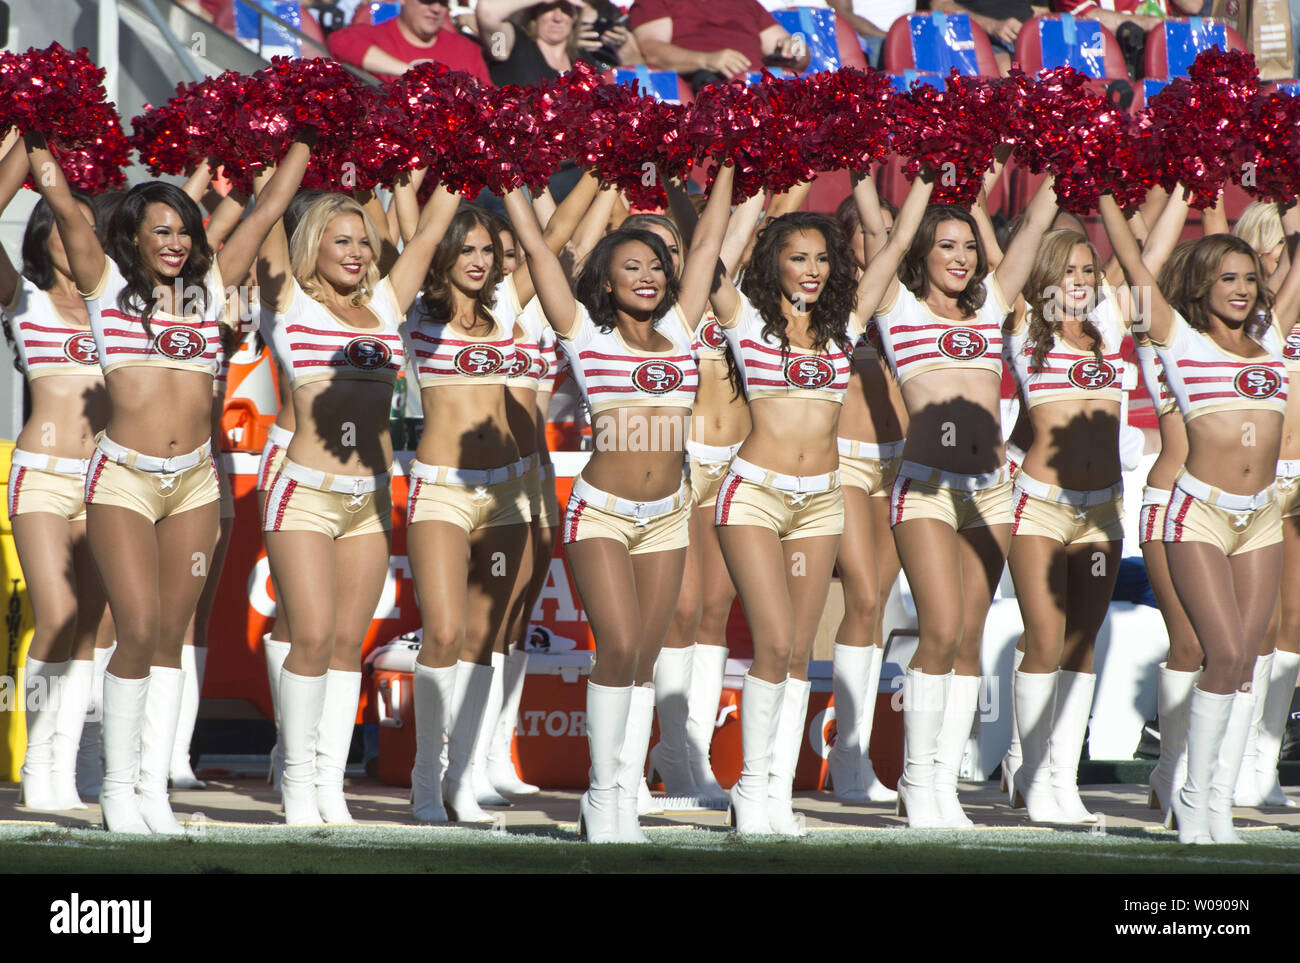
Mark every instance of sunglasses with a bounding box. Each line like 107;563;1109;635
415;0;451;6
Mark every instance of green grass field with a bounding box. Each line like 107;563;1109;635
3;823;1299;874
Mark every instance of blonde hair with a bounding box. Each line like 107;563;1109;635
289;194;381;307
1023;230;1104;371
1232;201;1284;258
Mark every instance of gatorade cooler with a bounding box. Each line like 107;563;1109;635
0;439;34;781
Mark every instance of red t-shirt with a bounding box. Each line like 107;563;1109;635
327;18;492;84
1052;0;1169;13
628;0;777;73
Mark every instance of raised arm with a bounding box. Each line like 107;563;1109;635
994;175;1058;303
504;186;577;337
854;172;935;323
204;189;249;250
721;190;765;279
511;172;604;305
1201;189;1229;237
475;0;532;61
971;189;1003;271
357;188;400;277
1099;193;1173;344
677;164;735;331
663;177;700;249
392;170;422;244
181;162;212;205
385;183;461;313
23;132;105;294
219;135;313;299
1111;183;1189;328
1271;201;1300;336
0;133;32;305
560;183;618;277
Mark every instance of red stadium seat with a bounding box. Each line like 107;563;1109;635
1013;14;1127;81
772;6;868;71
1144;17;1246;80
884;12;1000;77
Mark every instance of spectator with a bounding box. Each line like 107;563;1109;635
1052;0;1204;36
478;1;639;86
932;0;1048;72
826;1;917;65
327;0;493;82
629;0;811;90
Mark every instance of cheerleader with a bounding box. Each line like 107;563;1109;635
502;163;733;843
1099;192;1300;843
825;182;907;804
0;138;106;812
22;131;280;833
863;173;1061;828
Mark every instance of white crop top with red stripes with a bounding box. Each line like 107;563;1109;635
718;293;853;403
1006;294;1126;408
4;279;101;377
1135;340;1177;418
268;276;405;388
557;302;697;415
83;258;226;376
538;321;558;393
693;311;727;364
1153;311;1288;422
874;276;1009;386
405;298;513;389
852;319;884;364
1280;324;1300;374
505;297;549;391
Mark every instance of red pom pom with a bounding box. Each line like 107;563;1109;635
383;61;488;191
131;85;199;177
1234;89;1300;203
0;43;111;147
805;67;895;175
685;80;774;200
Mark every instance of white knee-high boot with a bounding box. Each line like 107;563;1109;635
1050;670;1098;823
729;673;784;835
1012;669;1062;822
315;669;361;824
616;685;655;843
934;674;979;828
1233;654;1272;806
768;677;810;836
137;666;185;835
263;635;291;792
411;661;458;822
76;644;113;801
471;651;511;807
1257;649;1300;806
443;661;495;823
579;681;632;843
51;659;93;810
279;668;326;826
1169;687;1234;844
488;644;538;795
686;644;728;799
1002;647;1025;803
1210;689;1255;844
828;644;872;802
897;668;952;828
860;644;896;802
170;646;207;790
20;658;62;809
1149;663;1200;817
648;645;696;795
99;672;151;833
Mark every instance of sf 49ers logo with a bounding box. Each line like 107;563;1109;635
501;348;530;378
1234;365;1283;399
937;328;988;360
63;333;99;365
345;336;393;370
533;354;551;381
785;356;836;388
1068;358;1118;390
863;320;882;350
454;344;505;375
154;326;207;361
1284;329;1300;362
699;320;726;351
632;360;684;394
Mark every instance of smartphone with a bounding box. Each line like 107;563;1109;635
592;11;630;35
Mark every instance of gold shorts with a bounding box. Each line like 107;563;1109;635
890;461;1013;531
407;459;530;534
527;460;561;529
7;451;88;522
687;440;741;509
258;425;293;494
563;476;690;555
85;437;220;522
263;459;392;539
1010;473;1124;545
216;459;235;520
1140;486;1171;545
714;456;844;541
1164;471;1281;557
1276;460;1300;519
838;438;905;498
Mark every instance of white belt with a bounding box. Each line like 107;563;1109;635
96;435;210;475
1005;443;1027;467
1277;459;1300;478
281;458;390;495
1141;486;1172;508
1014;472;1121;507
898;460;1008;492
1175;471;1274;512
838;438;905;460
410;459;524;488
687;440;742;464
516;452;542;475
571;476;687;520
267;424;294;448
10;449;89;475
729;456;838;495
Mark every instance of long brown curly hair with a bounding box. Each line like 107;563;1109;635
417;205;503;327
1023;230;1105;372
898;205;988;320
1162;234;1272;341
